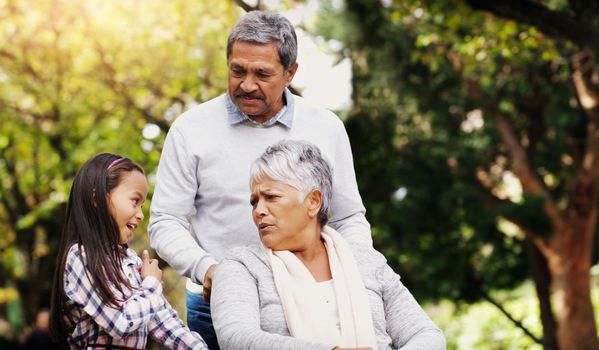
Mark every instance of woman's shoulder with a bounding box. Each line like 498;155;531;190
216;245;272;281
221;245;267;265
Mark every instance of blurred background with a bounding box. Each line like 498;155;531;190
1;0;598;349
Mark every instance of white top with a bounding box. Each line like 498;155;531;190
314;280;342;340
149;90;372;285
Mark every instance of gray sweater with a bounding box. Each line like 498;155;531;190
149;90;372;286
211;244;446;350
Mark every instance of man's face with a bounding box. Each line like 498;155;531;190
228;41;298;124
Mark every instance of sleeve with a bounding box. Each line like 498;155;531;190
148;122;217;285
327;120;373;247
148;296;208;350
63;246;166;339
378;263;447;349
210;258;334;350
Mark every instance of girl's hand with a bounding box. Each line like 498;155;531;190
140;249;163;282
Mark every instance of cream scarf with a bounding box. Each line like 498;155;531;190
265;226;378;349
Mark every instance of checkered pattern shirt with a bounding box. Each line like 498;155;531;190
63;244;207;350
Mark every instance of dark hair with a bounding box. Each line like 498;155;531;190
49;153;144;342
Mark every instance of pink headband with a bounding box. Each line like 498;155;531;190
107;158;124;170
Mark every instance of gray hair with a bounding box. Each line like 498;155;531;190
250;140;333;226
227;11;297;71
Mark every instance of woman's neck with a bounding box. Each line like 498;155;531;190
293;225;332;282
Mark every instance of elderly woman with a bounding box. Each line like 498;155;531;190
210;140;446;350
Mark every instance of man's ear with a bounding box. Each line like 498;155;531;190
285;62;299;86
306;189;322;218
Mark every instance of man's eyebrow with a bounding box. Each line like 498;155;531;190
256;68;274;74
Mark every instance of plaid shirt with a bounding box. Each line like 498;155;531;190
63;244;207;350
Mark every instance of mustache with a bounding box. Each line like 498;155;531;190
235;91;265;100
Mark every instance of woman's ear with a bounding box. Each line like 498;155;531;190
306;189;323;218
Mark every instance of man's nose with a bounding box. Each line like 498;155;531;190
240;75;258;92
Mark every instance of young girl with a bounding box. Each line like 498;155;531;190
50;153;207;350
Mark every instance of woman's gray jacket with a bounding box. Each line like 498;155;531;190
211;243;446;350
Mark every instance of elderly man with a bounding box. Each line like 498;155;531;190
149;11;372;350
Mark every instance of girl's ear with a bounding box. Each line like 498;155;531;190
92;189;97;208
306;189;323;218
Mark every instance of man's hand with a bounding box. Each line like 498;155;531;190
202;264;217;302
140;249;163;282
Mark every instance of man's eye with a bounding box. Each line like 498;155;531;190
250;199;257;207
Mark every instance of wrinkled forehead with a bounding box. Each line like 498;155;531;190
250;176;301;195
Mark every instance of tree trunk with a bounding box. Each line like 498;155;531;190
526;239;559;350
541;207;599;350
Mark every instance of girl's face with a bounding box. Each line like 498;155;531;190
108;170;148;245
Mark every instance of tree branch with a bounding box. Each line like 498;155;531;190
481;290;543;345
495;115;564;253
496;116;546;196
231;0;263;12
572;52;599;124
466;0;599;58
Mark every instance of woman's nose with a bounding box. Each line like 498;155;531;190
253;200;267;217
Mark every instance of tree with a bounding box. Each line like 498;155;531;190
0;0;239;341
463;2;599;349
316;0;598;349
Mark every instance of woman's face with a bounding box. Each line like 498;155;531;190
250;178;315;250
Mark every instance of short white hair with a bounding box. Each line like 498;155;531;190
250;140;333;226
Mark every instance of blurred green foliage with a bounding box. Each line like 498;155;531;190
430;274;599;349
0;0;240;337
315;0;598;347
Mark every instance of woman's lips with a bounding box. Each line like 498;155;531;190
258;223;273;233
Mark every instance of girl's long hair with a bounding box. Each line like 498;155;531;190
49;153;144;342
